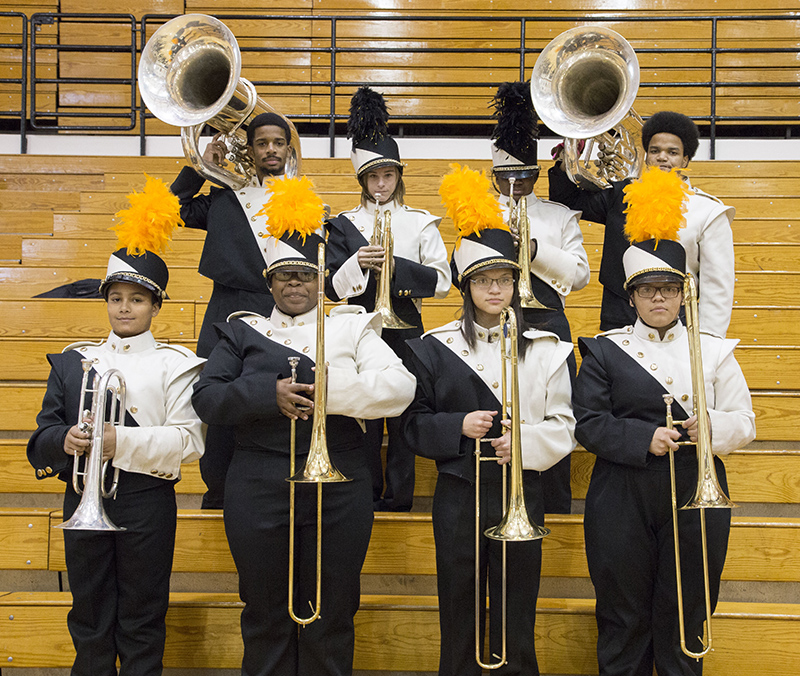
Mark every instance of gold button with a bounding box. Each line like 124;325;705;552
158;472;165;477
492;381;499;389
151;469;158;474
37;469;44;477
446;337;454;344
131;406;138;413
251;216;257;222
681;394;689;402
267;330;273;336
637;352;644;358
627;326;633;333
491;332;499;340
648;333;655;340
251;320;258;325
93;358;99;363
477;364;484;371
284;339;292;345
111;344;116;349
667;333;674;340
551;279;557;284
650;364;658;371
303;346;310;353
123;344;130;351
80;347;87;352
165;473;173;479
246;202;251;209
666;377;673;385
478;332;485;339
622;339;630;346
258;231;264;237
282;322;288;328
461;350;469;356
45;466;52;473
298;322;304;326
239;191;246;196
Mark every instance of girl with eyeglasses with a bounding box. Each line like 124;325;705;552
400;165;575;676
573;174;754;676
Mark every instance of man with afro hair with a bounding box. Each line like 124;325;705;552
549;111;734;337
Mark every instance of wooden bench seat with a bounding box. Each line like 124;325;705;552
0;590;798;673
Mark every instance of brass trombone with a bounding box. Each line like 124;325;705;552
507;178;554;311
371;209;415;329
56;360;126;532
662;273;735;659
474;306;549;669
286;243;350;626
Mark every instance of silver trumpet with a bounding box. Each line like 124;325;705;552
56;359;126;532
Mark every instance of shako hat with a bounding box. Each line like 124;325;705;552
347;86;403;177
439;163;519;288
256;175;327;274
101;174;182;300
622;165;691;289
490;81;539;177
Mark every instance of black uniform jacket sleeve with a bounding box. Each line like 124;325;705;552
401;334;506;481
191;320;285;427
575;336;691;469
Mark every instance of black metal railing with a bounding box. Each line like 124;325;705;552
3;12;796;156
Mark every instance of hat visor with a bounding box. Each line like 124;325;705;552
492;167;540;180
100;273;166;300
626;271;684;290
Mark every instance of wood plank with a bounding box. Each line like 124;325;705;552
0;211;54;234
21;238;205;267
0;266;212;300
0;299;196;340
0;509;51;570
735;346;800;390
1;591;799;674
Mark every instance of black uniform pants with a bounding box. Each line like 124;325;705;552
584;456;731;676
63;482;177;676
198;282;274;509
366;326;420;511
224;448;373;676
432;454;544;676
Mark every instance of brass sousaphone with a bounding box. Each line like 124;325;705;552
139;14;301;189
531;25;644;190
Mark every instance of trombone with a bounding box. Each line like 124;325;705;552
286;243;350;626
474;306;549;669
56;359;126;532
662;273;735;659
371;209;415;329
507;177;554;311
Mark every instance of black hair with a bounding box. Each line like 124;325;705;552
459;270;532;357
641;111;700;160
246;112;291;146
358;166;406;207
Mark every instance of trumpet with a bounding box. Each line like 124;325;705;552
139;14;301;189
531;25;644;190
371;209;415;329
286;243;350;626
662;273;734;659
56;359;126;532
507;178;554;311
474;306;549;669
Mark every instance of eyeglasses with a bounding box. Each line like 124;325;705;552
271;270;317;283
469;276;515;289
634;285;682;299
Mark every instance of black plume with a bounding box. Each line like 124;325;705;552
491;81;538;152
347;86;390;143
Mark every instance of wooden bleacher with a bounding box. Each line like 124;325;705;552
0;152;799;674
4;2;797;133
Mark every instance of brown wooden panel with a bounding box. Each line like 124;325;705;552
735;346;800;390
0;299;196;339
0;212;54;235
0;173;104;192
21;238;204;267
52;213;206;240
0;509;51;570
60;0;183;14
0;265;211;300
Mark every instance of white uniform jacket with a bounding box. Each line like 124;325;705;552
499;192;590;304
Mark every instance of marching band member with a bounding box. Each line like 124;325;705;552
171;112;294;508
490;81;590;513
549;110;735;337
27;178;205;675
401;164;575;676
191;176;416;676
325;86;451;511
573;168;754;676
